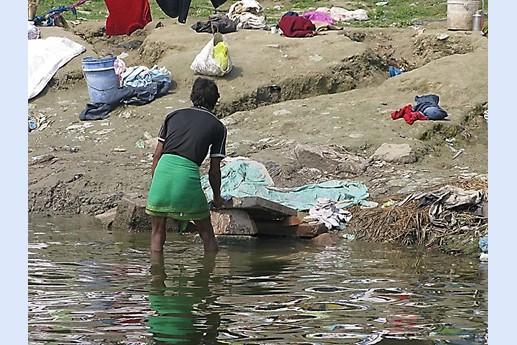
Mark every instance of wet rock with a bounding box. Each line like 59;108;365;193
210;209;258;235
111;195;179;232
95;208;117;229
294;144;368;175
371;143;416;164
312;233;343;246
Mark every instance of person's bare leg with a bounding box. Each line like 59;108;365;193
150;251;166;290
151;216;167;252
193;217;219;252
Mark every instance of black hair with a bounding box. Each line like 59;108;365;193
190;77;220;111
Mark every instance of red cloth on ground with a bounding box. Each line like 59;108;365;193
391;104;427;125
104;0;152;36
278;16;316;38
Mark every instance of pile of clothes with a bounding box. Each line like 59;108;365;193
80;57;172;120
391;94;448;124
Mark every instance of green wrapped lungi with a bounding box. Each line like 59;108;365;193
146;154;210;220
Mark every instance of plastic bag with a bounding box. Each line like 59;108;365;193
190;33;233;77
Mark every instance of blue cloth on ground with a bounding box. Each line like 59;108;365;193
201;159;373;211
389;66;403;77
413;94;448;120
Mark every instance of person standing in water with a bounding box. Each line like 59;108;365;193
145;77;227;252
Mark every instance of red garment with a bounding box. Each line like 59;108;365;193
278;16;316;38
104;0;152;36
391;104;427;125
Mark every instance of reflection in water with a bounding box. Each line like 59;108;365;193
146;252;222;344
28;215;488;345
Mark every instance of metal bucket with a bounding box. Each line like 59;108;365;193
447;0;479;30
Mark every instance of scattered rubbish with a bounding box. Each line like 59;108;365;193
28;118;37;131
30;154;56;165
452;148;464;159
309;54;323;62
436;33;450;41
381;200;396;208
307;198;353;230
135;140;146;149
65;146;80;153
67;122;93;131
342;233;356;241
478;235;488;252
479;252;488;262
375;1;388;6
273;109;291;116
93;128;115;135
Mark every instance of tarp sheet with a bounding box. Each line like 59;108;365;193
201;159;373;211
28;36;85;99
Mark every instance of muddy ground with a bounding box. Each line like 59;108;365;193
28;14;488;229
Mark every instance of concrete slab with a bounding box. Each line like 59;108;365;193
226;196;297;221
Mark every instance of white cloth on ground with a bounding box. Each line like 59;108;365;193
307;197;353;229
28;36;86;99
316;7;369;21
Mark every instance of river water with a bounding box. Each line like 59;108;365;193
28;214;487;345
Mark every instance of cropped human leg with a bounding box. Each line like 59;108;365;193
151;216;167;252
193;217;219;252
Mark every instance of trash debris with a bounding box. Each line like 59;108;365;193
389;66;403;77
478;235;488;252
30;154;56;165
135;140;146;149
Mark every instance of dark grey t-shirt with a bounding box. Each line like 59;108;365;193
158;106;227;166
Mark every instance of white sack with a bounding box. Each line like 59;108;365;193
28;36;86;99
190;33;233;77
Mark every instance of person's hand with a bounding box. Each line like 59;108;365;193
211;195;225;209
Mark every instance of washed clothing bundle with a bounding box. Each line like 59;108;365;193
28;21;40;39
79;81;171;120
33;0;87;27
278;15;316;37
306;198;352;230
79;62;172;120
391;93;448;124
191;14;237;33
227;0;266;29
412;94;448;120
120;65;172;88
391;104;427;125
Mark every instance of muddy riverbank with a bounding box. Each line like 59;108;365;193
28;17;488;254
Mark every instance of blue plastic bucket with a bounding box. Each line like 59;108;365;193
82;56;119;104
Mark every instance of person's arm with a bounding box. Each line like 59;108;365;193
208;157;224;208
151;141;164;177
